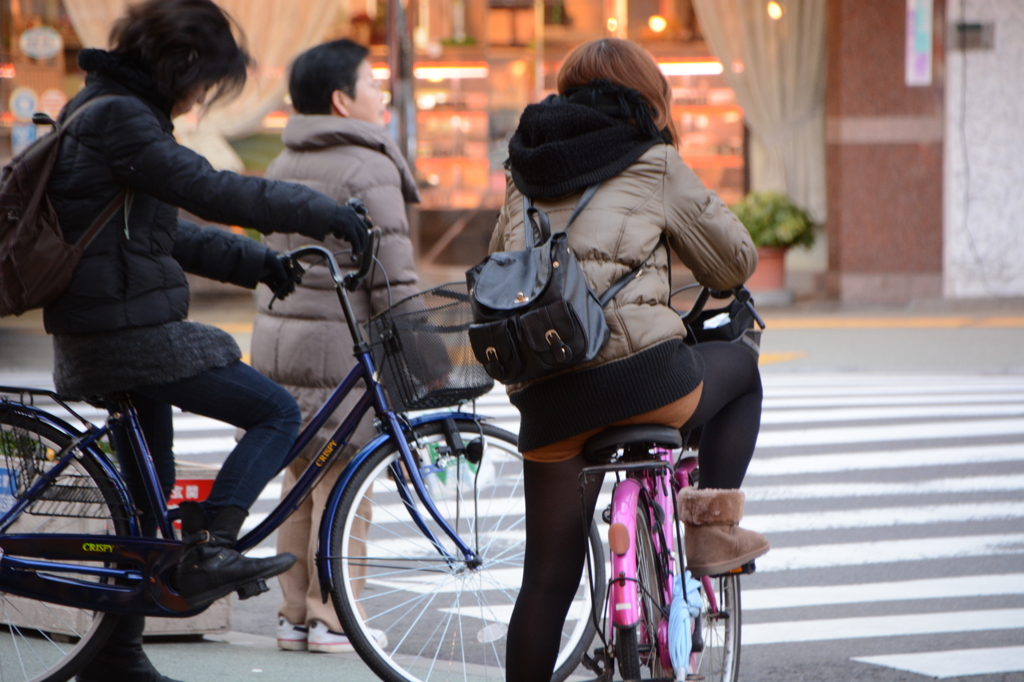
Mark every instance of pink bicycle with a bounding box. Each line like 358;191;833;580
579;286;763;682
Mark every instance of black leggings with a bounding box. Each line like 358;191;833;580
505;342;762;681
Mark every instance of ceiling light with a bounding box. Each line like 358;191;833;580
659;61;724;77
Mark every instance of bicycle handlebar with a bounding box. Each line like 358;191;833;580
678;284;766;330
283;227;381;292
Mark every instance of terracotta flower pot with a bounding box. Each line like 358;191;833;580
745;246;787;292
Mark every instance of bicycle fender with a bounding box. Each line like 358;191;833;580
314;411;490;602
609;478;643;628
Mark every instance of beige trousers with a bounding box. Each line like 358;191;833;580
276;455;372;631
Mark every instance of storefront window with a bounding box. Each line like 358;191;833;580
0;0;746;275
404;0;746;273
0;0;83;158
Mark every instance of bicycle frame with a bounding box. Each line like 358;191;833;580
0;241;486;618
609;449;678;669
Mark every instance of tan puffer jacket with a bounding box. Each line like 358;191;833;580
491;143;756;450
491;143;756;370
251;115;420;456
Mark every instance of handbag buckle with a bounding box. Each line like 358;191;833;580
545;329;573;363
485;347;499;362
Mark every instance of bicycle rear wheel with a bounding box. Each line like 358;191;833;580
615;496;668;681
0;405;131;682
693;574;741;682
327;418;604;682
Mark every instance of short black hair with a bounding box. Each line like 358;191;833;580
289;39;370;115
109;0;252;108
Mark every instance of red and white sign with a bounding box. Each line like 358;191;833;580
168;478;215;506
38;88;67;120
168;478;215;529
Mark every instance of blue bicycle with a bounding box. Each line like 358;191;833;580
0;231;603;682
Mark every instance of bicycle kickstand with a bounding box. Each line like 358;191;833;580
581;647;614;682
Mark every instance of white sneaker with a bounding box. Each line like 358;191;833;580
307;619;388;653
276;617;307;651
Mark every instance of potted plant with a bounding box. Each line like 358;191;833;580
729;191;816;292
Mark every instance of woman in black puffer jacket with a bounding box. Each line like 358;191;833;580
44;2;368;681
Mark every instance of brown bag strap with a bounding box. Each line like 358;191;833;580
76;189;128;251
55;93;123;132
55;95;130;252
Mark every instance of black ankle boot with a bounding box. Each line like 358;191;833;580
172;502;296;609
76;614;183;682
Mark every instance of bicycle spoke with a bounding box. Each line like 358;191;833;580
330;421;597;682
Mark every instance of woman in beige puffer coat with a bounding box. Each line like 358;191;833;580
250;40;418;654
501;39;769;680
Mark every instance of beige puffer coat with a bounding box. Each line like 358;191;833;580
251;115;420;456
491;143;755;366
491;143;756;450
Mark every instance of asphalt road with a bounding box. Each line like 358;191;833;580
2;294;1023;681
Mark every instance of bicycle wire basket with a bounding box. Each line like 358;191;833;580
1;401;112;518
367;282;494;412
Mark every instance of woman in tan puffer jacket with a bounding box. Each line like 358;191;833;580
250;39;418;654
500;39;769;680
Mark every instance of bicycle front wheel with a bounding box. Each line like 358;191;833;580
327;417;603;682
694;574;741;682
0;405;131;682
615;496;668;681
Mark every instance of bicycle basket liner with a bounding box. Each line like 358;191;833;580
0;406;109;517
367;282;494;411
685;297;761;357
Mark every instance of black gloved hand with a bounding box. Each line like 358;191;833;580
260;251;302;301
330;203;370;255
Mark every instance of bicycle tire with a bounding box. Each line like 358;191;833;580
615;495;668;681
694;574;741;682
327;418;604;682
0;405;131;682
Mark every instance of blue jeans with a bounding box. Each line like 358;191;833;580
109;360;300;533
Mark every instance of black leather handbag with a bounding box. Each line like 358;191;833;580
466;184;645;384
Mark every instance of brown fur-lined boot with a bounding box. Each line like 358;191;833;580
677;488;769;577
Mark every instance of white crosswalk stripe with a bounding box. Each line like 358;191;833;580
5;371;1024;678
412;373;1024;678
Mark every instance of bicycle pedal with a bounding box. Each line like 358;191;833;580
732;560;756;575
718;560;756;576
236;578;269;600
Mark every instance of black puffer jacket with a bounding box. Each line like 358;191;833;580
43;49;338;335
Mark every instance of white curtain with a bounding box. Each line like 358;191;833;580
63;0;341;170
692;0;827;222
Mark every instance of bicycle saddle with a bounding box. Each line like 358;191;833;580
582;424;682;463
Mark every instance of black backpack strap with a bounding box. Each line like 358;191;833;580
564;183;600;229
598;235;665;307
522;182;601;248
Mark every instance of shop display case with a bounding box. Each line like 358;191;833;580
0;0;746;272
403;0;746;271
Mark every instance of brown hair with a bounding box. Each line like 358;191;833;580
557;38;677;147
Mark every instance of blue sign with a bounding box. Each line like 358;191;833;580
0;467;17;513
9;86;38;122
11;123;37;155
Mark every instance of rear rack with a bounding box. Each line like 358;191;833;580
0;385;97;430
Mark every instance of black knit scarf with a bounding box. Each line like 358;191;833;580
77;48;174;119
507;80;670;199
